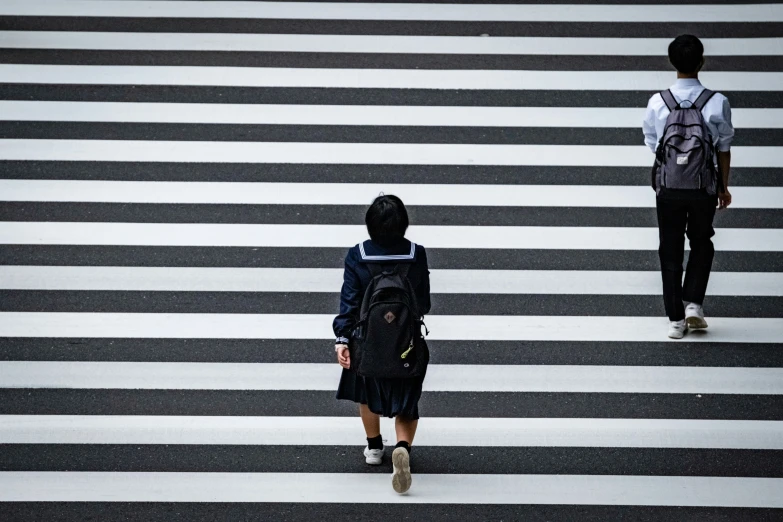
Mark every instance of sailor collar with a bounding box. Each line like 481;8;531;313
358;240;416;263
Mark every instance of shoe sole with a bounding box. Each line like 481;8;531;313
392;448;411;494
686;316;708;329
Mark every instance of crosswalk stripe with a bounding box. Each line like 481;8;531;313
6;86;781;110
12;387;780;419
5;246;774;273
4;445;780;478
1;313;781;343
3;471;783;506
2;162;777;188
3;223;780;251
0;102;654;126
6;123;779;147
4;32;782;56
4;415;782;449
3;267;781;296
0;504;773;520
3;65;782;91
5;19;777;41
7;32;775;51
2;337;780;367
25;50;776;72
6;204;779;229
3;362;782;394
2;141;781;167
2;1;781;23
2;181;780;208
3;101;780;129
5;292;775;318
2;101;780;128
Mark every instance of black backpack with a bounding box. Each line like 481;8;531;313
350;264;428;379
652;88;722;195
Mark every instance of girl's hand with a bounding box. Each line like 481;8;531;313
335;344;350;369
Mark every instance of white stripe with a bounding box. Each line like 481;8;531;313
2;65;781;91
2;223;781;251
3;362;782;394
2;181;780;209
1;313;781;343
2;471;782;506
1;1;780;22
1;101;778;129
3;415;782;449
1;141;781;168
2;267;781;297
0;101;645;127
3;32;782;56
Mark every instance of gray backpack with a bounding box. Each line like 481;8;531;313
653;88;721;195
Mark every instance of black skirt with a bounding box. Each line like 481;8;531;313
336;368;425;420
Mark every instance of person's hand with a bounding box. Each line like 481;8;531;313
335;344;350;369
718;189;732;210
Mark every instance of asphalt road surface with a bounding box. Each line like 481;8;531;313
0;0;782;519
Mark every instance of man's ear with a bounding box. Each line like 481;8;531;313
696;57;705;72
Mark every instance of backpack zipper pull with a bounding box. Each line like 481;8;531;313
400;340;414;359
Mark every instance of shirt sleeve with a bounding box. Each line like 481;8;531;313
332;250;362;343
416;247;432;317
713;96;734;152
642;97;659;154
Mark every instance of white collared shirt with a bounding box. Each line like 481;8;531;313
642;78;734;154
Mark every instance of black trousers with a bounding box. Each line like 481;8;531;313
656;193;717;321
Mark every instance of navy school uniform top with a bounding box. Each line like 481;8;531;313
333;238;431;344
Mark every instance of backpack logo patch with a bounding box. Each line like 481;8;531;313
677;154;689;165
384;311;396;323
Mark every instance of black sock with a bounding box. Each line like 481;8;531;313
395;441;411;453
367;435;383;450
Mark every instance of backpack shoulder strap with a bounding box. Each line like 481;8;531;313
693;88;716;111
396;263;419;315
660;89;678;112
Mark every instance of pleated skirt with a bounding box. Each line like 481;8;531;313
336;367;425;420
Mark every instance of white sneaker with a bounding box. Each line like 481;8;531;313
668;319;688;339
685;303;708;329
363;446;384;466
391;447;412;494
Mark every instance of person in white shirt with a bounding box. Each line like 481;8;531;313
642;35;733;339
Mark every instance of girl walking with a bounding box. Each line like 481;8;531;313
333;195;431;494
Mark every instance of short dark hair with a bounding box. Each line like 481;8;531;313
365;194;409;246
668;35;704;74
